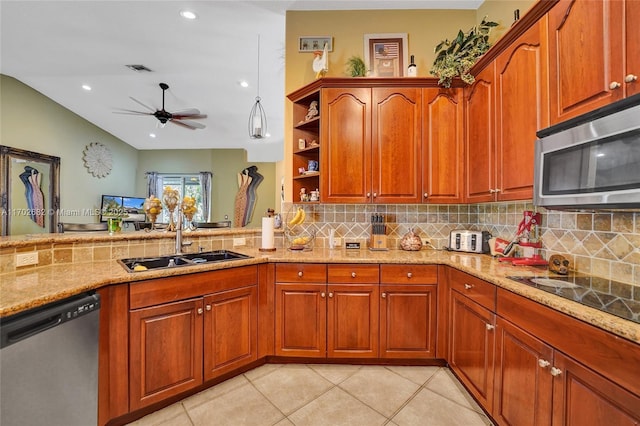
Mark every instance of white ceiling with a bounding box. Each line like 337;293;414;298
0;1;482;162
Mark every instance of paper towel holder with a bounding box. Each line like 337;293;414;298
259;209;277;252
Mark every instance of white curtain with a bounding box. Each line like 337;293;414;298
199;171;212;222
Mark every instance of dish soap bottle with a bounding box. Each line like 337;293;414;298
407;55;417;77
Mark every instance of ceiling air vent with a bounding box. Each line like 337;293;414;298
125;64;153;72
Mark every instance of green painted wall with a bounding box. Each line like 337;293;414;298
2;75;276;233
1;74;139;227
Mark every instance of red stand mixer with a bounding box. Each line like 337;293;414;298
498;210;548;266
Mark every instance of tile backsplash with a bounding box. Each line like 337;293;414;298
286;201;639;286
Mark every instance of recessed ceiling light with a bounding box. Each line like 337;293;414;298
82;84;92;91
149;133;156;138
180;10;197;20
240;80;249;88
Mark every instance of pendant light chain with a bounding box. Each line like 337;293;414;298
249;34;267;139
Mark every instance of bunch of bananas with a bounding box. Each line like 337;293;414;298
288;207;306;226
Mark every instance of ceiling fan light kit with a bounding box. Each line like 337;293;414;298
249;34;267;139
115;82;207;130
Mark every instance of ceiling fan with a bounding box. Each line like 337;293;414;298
115;82;207;130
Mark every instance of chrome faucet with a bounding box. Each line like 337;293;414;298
175;209;192;254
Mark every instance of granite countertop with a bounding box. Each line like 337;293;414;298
1;246;639;345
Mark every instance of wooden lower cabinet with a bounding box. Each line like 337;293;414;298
449;289;496;412
275;282;327;357
129;298;204;411
203;286;257;380
493;317;553;426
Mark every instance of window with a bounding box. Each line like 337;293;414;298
154;174;206;223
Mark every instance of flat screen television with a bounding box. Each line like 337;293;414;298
99;195;146;222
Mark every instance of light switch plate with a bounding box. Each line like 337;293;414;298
233;237;246;246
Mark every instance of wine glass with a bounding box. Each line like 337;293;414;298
162;187;180;232
181;196;198;232
143;196;162;232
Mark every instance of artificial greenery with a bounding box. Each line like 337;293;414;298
346;56;367;77
430;17;499;88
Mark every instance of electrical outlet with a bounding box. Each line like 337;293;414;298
16;252;39;267
333;237;342;247
233;237;246;247
421;237;430;247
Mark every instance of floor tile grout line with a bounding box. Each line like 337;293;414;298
245;374;291;426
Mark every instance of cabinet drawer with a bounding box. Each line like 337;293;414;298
380;264;437;284
130;266;258;309
276;263;327;283
328;264;379;284
449;268;496;311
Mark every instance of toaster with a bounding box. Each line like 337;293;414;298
449;230;491;253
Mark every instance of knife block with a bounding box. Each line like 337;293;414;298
369;234;387;250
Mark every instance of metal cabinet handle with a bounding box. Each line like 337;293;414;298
298;271;303;277
372;192;377;198
424;193;428;198
197;307;203;315
367;192;371;198
538;359;550;368
407;272;413;278
486;323;495;331
464;283;474;290
381;292;387;298
351;272;357;278
328;292;334;298
494;188;501;193
489;189;496;194
205;305;211;311
550;367;562;377
625;74;638;83
321;292;326;298
609;81;622;90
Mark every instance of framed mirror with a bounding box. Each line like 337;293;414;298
0;146;60;236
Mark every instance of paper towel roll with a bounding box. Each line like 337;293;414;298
261;217;275;250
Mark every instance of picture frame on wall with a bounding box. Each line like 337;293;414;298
364;33;408;77
0;145;60;236
299;36;333;52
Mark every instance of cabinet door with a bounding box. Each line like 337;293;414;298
275;283;327;357
321;88;372;203
465;64;496;203
449;290;496;411
548;0;624;124
380;284;437;359
626;0;640;97
422;88;464;204
129;298;203;411
327;283;379;358
494;317;553;426
371;87;422;203
495;18;548;202
552;352;640;425
203;286;257;381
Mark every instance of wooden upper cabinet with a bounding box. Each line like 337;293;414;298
465;64;496;203
626;0;640;97
548;0;625;124
494;17;548;201
371;87;422;204
422;88;464;203
321;87;372;203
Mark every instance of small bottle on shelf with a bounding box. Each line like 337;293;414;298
407;55;417;77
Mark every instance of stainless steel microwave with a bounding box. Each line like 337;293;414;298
534;95;640;210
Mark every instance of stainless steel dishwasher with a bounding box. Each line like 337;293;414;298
0;292;100;426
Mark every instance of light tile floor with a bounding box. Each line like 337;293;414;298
127;364;494;426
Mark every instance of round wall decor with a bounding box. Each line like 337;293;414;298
83;142;112;178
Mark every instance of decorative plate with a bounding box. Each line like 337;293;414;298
83;142;112;178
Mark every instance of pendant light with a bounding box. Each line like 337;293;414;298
249;34;267;139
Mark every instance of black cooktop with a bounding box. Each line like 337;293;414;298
507;274;640;324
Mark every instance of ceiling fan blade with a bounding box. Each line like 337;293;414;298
113;108;153;116
172;113;207;120
171;108;201;116
129;96;156;112
171;119;206;130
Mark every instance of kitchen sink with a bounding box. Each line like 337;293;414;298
119;250;252;272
